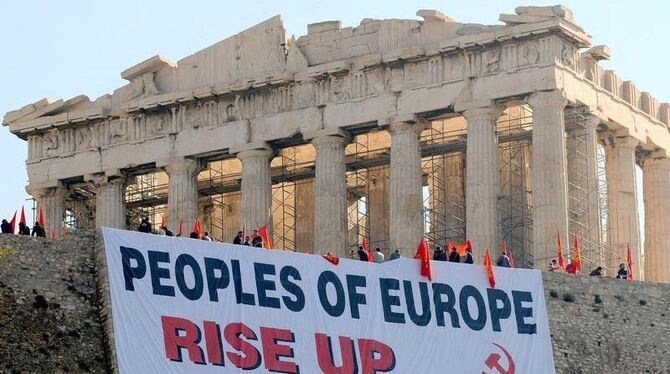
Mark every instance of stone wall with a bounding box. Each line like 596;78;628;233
0;232;108;373
545;272;670;373
1;232;669;373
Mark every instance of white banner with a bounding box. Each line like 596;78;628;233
102;227;555;373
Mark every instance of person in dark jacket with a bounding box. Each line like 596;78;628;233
496;252;511;268
31;222;46;237
357;246;368;261
1;219;11;234
464;248;474;264
589;266;603;277
389;250;401;260
138;217;152;233
448;245;460;263
18;222;30;236
233;231;243;245
616;263;628;279
433;246;447;261
243;236;251;246
252;235;263;247
162;226;174;237
189;232;199;239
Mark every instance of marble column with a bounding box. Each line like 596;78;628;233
295;180;315;253
529;91;569;268
165;158;201;234
368;166;390;253
643;157;670;283
605;136;641;278
313;135;348;256
238;148;273;232
91;175;125;229
445;153;466;242
462;106;501;260
29;185;66;237
566;114;602;265
389;121;425;256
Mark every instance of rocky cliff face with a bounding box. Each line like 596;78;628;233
0;232;108;373
1;231;669;373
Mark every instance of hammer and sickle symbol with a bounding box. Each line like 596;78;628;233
481;343;515;374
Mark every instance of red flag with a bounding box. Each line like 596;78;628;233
50;229;57;240
322;253;340;265
627;244;634;281
160;215;166;228
19;206;26;226
483;249;496;288
556;232;566;269
178;220;183;236
8;211;17;234
258;225;274;249
362;237;374;263
414;238;432;281
504;241;515;268
572;235;582;272
193;219;202;239
241;226;246;242
38;207;45;228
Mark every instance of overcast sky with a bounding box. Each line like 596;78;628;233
0;1;665;244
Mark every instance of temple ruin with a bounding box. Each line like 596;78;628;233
4;5;670;281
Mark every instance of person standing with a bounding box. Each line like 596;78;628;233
448;245;460;263
616;263;628;279
433;246;447;261
233;231;243;245
464;247;474;264
357;246;368;262
496;252;511;268
389;249;401;261
374;248;385;263
0;219;11;234
31;221;46;237
546;259;560;272
138;217;152;233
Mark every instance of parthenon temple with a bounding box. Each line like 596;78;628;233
4;5;670;281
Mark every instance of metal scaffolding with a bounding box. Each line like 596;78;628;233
421;120;467;247
63;183;96;230
124;171;168;232
271;147;299;251
496;106;534;267
564;106;613;272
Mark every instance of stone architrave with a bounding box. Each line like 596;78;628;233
605;136;641;277
389;121;425;256
237;148;273;233
90;174;126;229
529;90;569;269
164;158;201;234
312;135;349;256
29;185;66;237
643;157;670;283
461;105;502;260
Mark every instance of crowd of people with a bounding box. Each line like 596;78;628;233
1;214;634;280
1;218;47;237
546;258;630;279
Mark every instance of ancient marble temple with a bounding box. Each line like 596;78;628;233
4;6;670;282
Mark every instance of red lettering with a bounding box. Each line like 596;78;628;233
315;333;357;374
161;316;206;364
260;327;299;373
359;338;395;374
203;321;224;366
224;322;262;370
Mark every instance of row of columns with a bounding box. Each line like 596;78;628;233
28;90;670;282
